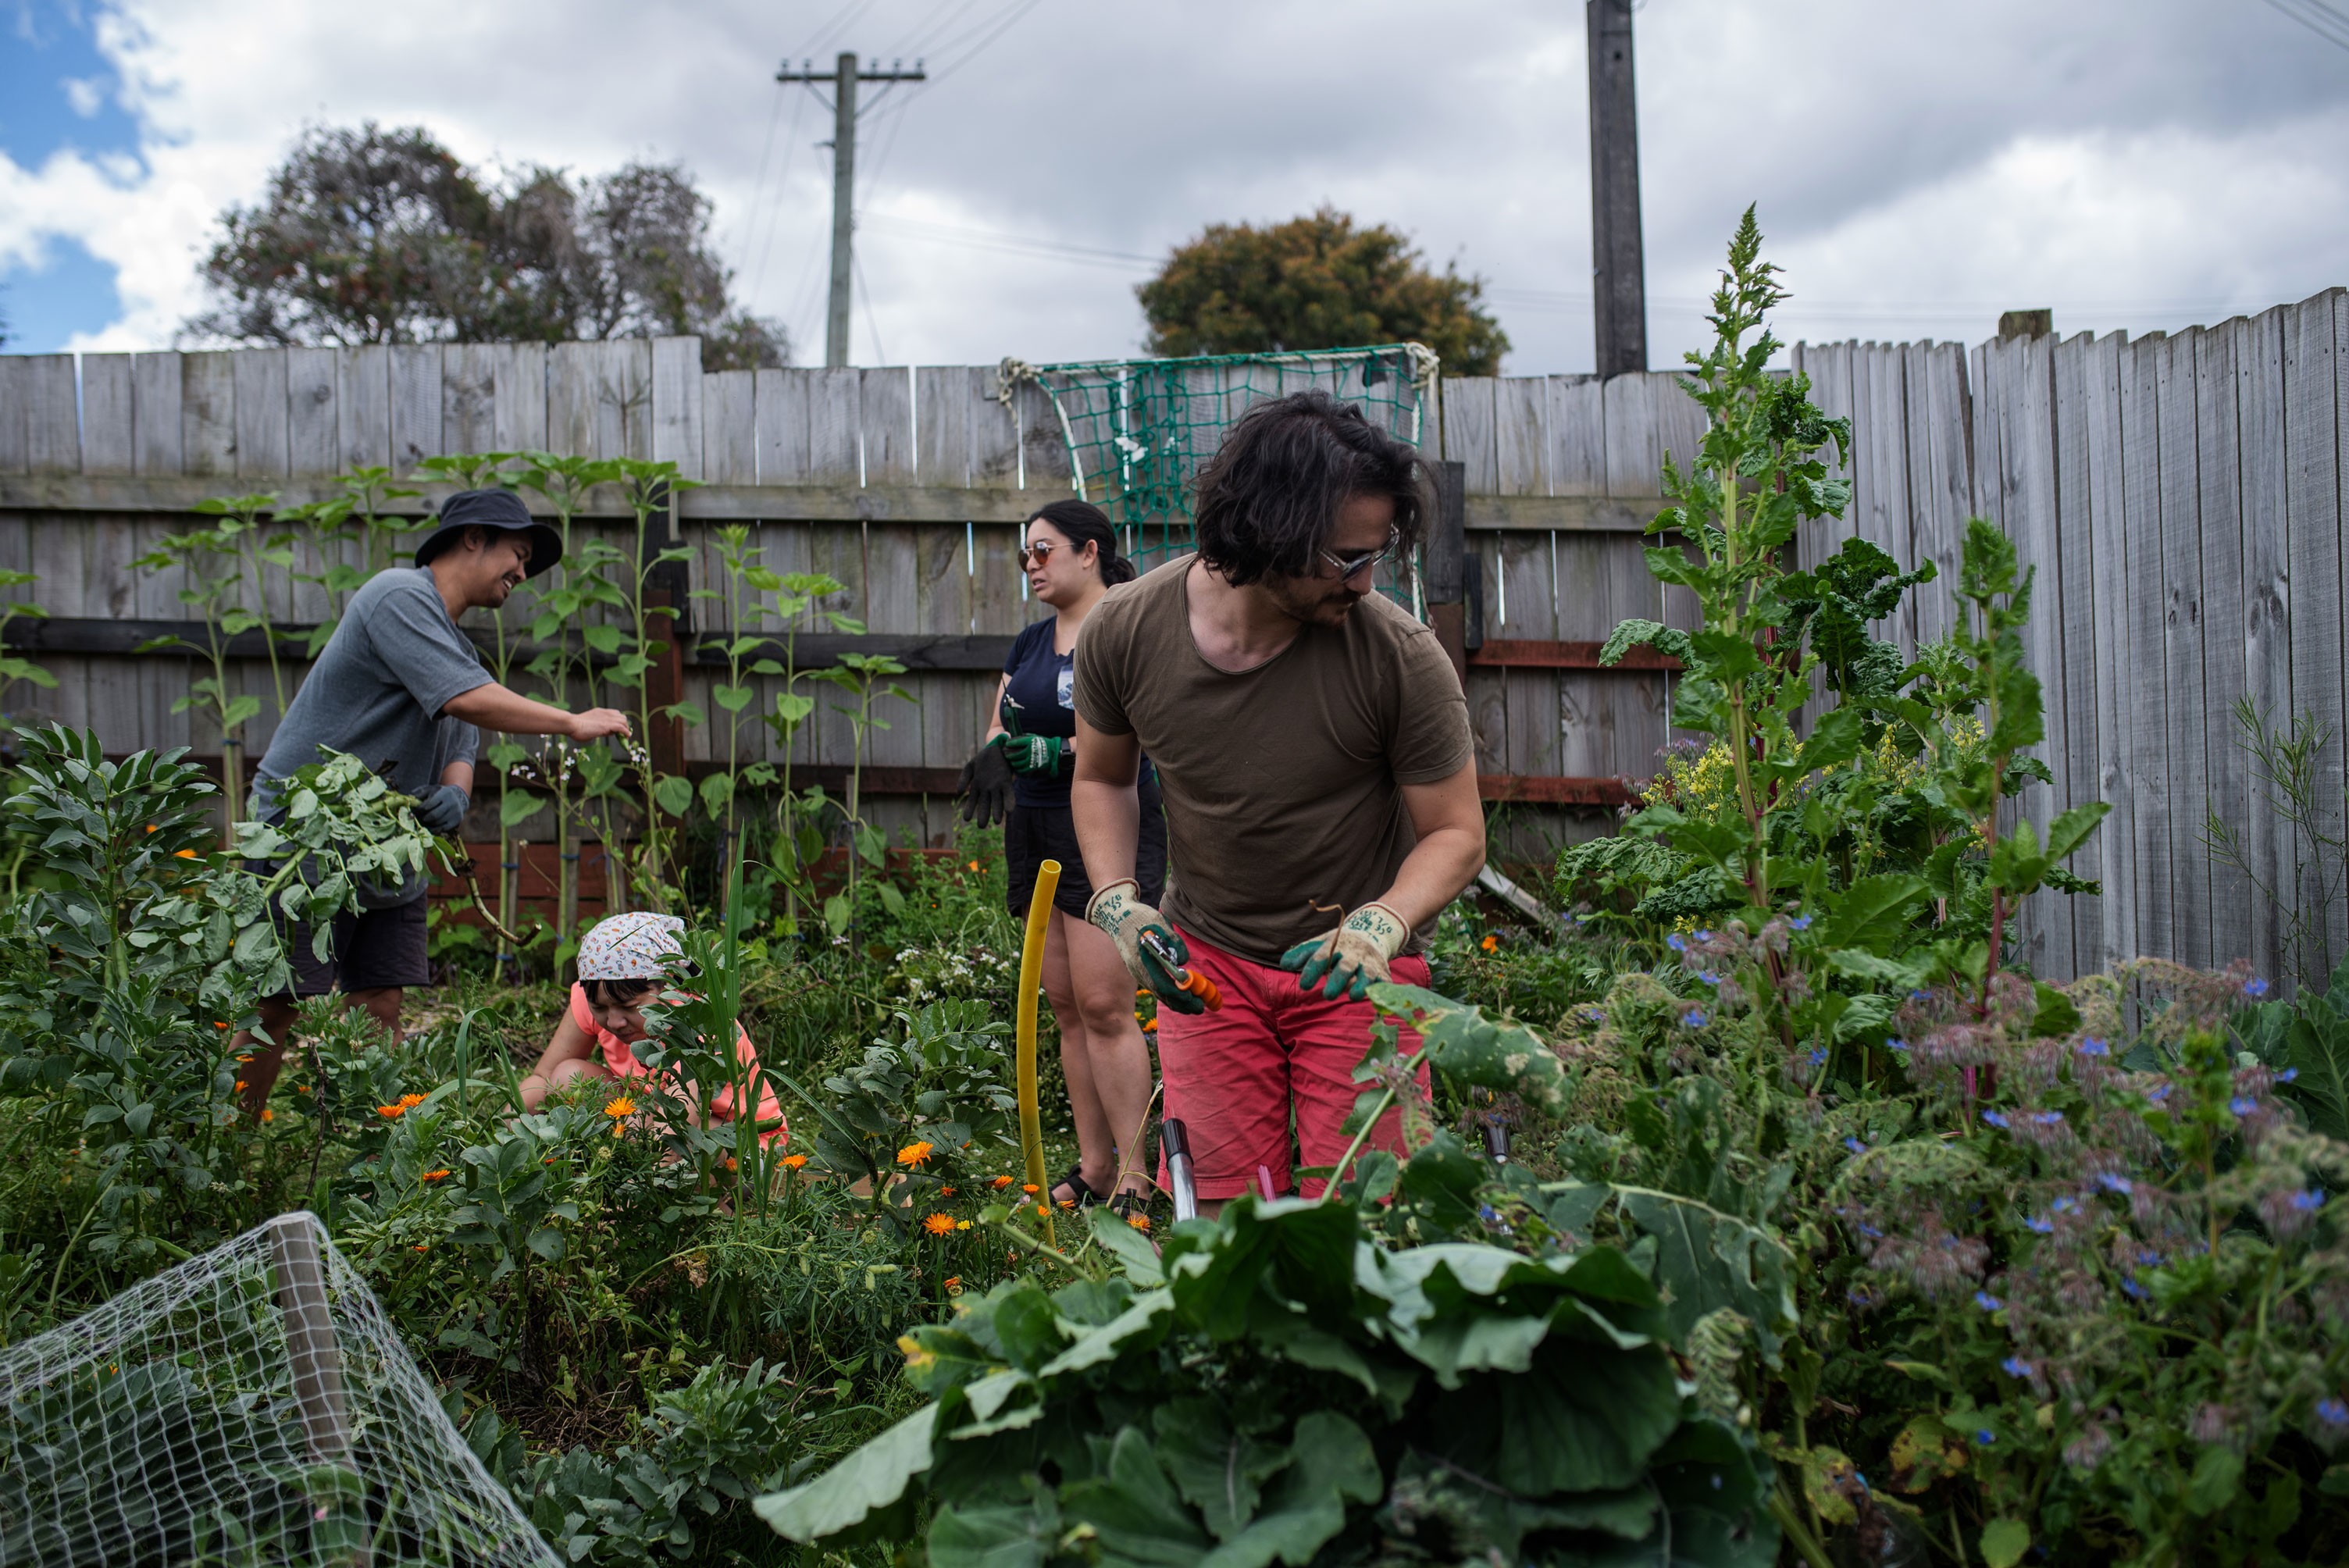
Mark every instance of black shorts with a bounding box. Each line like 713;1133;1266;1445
1007;791;1166;920
279;897;432;998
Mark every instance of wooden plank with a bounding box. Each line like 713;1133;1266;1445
1494;377;1548;497
388;343;442;476
971;367;1021;488
2155;331;2210;971
131;352;183;476
182;351;236;478
336;345;391;471
2004;333;2069;977
2121;334;2174;967
22;356;80;476
807;367;860;483
915;515;980;772
546;342;599;458
651;337;704;478
702;370;757;486
1441;376;1499;493
860;366;915;485
230;348;289;479
79;355;134;476
2048;333;2104;971
1905;342;1971;650
916;365;973;488
1545;375;1606;497
490;341;548;453
609;340;655;458
1495;531;1559;775
285;347;339;477
1013;380;1072;489
2196;323;2251;969
968;522;1026;636
0;358;30;473
442;342;498;457
1859;344;1914;652
1654;369;1706;500
1473;638;1681;670
2239;308;2293;984
754;367;811;485
2286;292;2348;980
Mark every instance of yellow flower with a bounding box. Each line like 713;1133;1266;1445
956;1220;972;1230
782;1153;810;1169
923;1213;957;1236
896;1140;935;1167
603;1095;637;1119
420;1168;451;1184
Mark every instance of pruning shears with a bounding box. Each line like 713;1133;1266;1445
1139;929;1222;1012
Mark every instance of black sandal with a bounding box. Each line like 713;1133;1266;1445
1050;1164;1099;1209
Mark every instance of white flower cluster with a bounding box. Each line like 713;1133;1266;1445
889;943;1018;1004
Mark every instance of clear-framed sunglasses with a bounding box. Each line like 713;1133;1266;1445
1317;526;1400;579
1016;539;1062;569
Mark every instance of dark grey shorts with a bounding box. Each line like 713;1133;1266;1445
281;898;431;997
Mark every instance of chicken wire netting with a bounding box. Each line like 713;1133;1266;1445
997;343;1438;606
0;1212;556;1568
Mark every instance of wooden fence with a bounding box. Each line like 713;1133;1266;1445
4;299;2344;983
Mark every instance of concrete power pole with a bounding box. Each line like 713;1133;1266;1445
777;52;927;368
1586;0;1646;377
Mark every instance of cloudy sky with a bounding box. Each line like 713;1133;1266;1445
4;0;2347;374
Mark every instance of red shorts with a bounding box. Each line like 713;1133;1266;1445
1155;927;1431;1200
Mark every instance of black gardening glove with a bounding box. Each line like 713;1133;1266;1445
957;736;1015;828
412;784;470;837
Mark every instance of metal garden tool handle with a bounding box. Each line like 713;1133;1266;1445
1161;1117;1199;1222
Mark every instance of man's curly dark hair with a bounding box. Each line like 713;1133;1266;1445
1190;390;1429;587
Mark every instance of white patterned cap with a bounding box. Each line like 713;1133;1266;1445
577;912;687;981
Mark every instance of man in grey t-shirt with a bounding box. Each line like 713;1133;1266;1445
237;489;632;1118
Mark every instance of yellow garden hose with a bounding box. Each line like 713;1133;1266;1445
1015;858;1060;1249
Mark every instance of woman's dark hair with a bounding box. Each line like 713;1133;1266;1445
1027;499;1135;586
583;977;658;1010
1191;390;1428;587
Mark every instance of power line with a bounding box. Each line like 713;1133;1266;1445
748;87;811;312
859;212;1159;269
2264;0;2349;53
926;0;1050;81
797;0;877;59
736;84;787;276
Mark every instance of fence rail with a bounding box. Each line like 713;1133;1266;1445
5;304;2346;982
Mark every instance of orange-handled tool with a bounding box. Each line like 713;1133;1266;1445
1139;930;1222;1011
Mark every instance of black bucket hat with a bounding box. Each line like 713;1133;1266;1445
413;489;564;578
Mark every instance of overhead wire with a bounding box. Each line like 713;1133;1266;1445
795;0;877;62
2263;0;2349;53
925;0;1050;82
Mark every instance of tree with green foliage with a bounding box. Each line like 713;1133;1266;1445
1137;205;1509;374
187;122;786;369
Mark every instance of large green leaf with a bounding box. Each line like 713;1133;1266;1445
1060;1427;1214;1566
753;1402;935;1545
929;1492;1061;1568
1367;983;1567;1114
1153;1399;1289;1542
1198;1413;1381;1568
1616;1188;1798;1364
1428;1338;1681;1497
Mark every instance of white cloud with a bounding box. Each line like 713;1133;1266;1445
61;75;106;117
6;0;2347;368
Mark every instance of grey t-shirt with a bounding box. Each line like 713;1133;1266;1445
257;567;490;903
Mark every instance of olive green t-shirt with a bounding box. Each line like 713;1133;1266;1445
1071;555;1474;964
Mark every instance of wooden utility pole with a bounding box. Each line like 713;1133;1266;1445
1587;0;1647;376
777;52;927;368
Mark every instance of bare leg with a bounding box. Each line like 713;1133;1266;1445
1062;912;1158;1203
233;995;301;1120
1042;916;1117;1199
343;986;404;1046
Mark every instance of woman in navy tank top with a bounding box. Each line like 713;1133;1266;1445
956;501;1164;1213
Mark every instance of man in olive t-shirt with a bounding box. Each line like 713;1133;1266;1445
1071;392;1485;1208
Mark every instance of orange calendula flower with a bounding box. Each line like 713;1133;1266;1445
1057;1198;1076;1210
412;1244;429;1253
1481;933;1499;953
967;860;982;872
1127;1213;1152;1232
922;1213;957;1236
398;1092;426;1110
1021;1183;1039;1195
216;1022;230;1032
723;1156;739;1173
420;1168;451;1183
235;1053;251;1062
173;848;198;860
603;1095;637;1119
260;1109;273;1122
943;1274;964;1292
1035;1204;1050;1219
233;1080;248;1092
989;1174;1014;1189
782;1153;810;1169
939;1185;957;1196
376;1103;409;1120
1142;1019;1158;1034
144;824;158;833
896;1140;935;1167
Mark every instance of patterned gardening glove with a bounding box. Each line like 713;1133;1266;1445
1086;878;1207;1014
1000;733;1070;776
412;784;470;837
1281;902;1410;1002
956;736;1015;828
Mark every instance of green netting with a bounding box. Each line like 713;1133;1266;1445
997;344;1439;610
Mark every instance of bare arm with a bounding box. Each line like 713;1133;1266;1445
440;759;475;793
519;1007;597;1111
982;674;1011;743
1069;715;1142;893
1375;760;1487;930
443;680;630;740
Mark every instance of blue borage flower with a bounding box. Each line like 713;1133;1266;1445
1682;1010;1709;1028
2146;1083;2171;1103
2319;1398;2349;1429
1666;932;1687;952
1886;1037;1909;1053
2123;1278;2150;1300
2244;977;2271;998
2001;1356;2034;1378
2031;1110;2064;1125
1857;1221;1884;1238
2074;1037;2110;1057
2230;1096;2259;1117
1844;1136;1868;1154
1697;970;1722;985
1790;914;1813;931
2049;1196;2080;1215
2025;1214;2056;1235
1582;1007;1606;1023
2292;1188;2326;1212
1974;1291;2003;1311
2279;1067;2300;1082
1974;1430;1996;1445
1981;1110;2009;1128
2097;1172;2133;1196
1693;929;1713;942
1808;1047;1827;1067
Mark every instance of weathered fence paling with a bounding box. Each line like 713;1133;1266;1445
4;298;2346;980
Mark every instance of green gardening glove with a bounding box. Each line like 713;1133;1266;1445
1281;902;1410;1002
1001;733;1070;776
